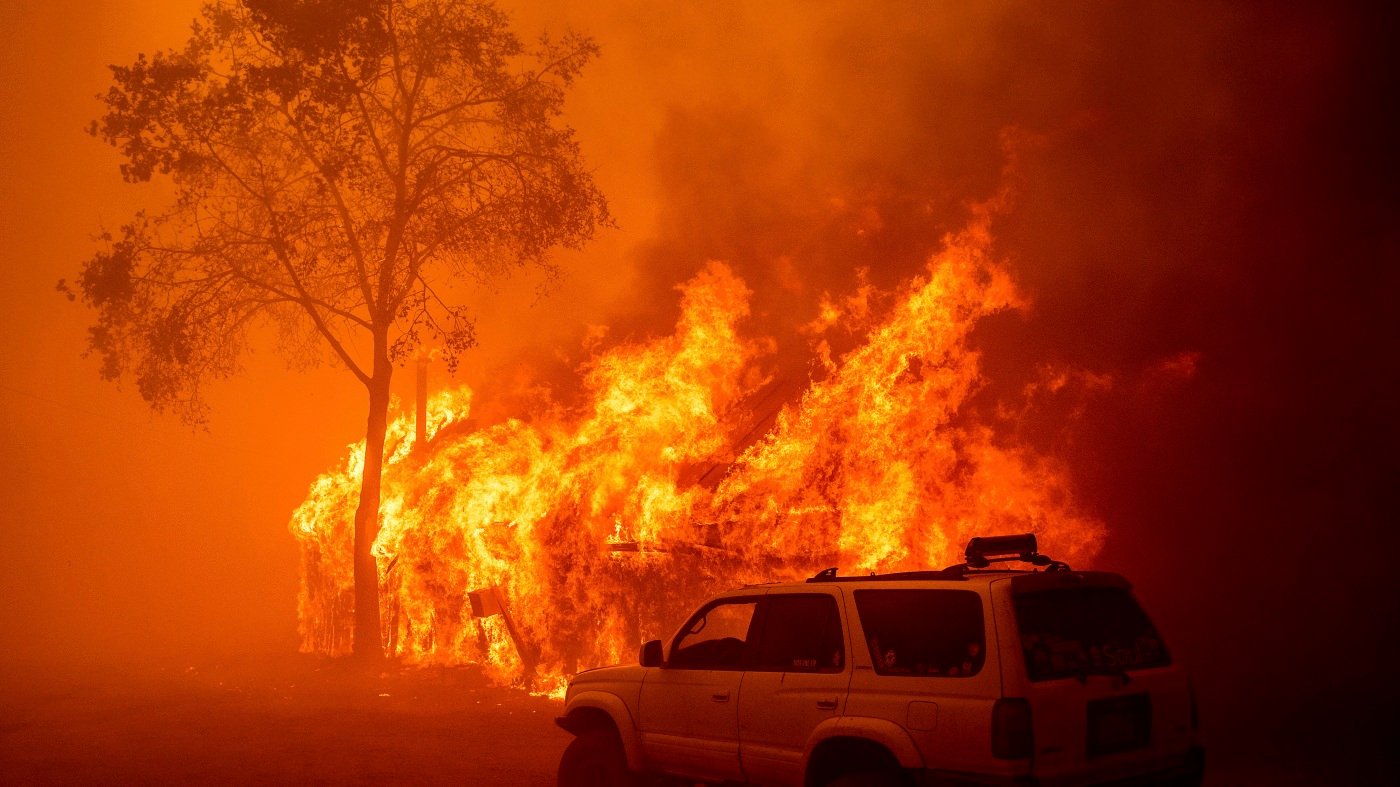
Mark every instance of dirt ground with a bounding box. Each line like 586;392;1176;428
0;656;568;786
0;654;1381;786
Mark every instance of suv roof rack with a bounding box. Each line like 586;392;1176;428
805;533;1071;583
806;567;967;583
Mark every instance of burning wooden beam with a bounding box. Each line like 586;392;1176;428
468;586;537;682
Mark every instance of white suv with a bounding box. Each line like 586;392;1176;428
556;535;1204;786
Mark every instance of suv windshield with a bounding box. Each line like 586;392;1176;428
1013;585;1170;681
854;589;985;677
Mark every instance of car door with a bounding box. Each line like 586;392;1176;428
738;591;851;787
843;586;1001;774
637;596;761;782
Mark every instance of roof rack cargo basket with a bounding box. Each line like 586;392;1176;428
960;533;1070;571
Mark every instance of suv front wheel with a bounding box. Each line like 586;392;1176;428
557;727;636;787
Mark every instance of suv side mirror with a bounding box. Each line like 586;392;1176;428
640;639;664;668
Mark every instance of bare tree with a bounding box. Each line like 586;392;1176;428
63;0;609;659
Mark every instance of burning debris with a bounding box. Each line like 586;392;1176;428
290;209;1103;692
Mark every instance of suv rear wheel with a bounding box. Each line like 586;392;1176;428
557;728;635;787
809;739;912;787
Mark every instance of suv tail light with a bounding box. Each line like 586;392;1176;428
992;698;1034;759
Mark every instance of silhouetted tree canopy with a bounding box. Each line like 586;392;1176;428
67;0;609;657
71;0;608;422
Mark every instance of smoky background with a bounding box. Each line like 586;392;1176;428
1;0;1395;778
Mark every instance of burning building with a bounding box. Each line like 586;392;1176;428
289;203;1103;695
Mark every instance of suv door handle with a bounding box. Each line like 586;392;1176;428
816;698;838;710
711;690;730;702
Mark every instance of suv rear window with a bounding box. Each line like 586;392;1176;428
1013;586;1170;681
854;589;985;677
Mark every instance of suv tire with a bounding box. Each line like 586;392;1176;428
557;728;635;787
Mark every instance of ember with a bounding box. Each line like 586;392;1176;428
290;206;1102;693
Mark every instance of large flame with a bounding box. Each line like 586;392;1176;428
290;208;1103;692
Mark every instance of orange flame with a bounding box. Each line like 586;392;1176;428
290;208;1103;691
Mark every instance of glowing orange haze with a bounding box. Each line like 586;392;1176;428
290;205;1102;693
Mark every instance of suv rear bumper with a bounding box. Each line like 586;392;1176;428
910;746;1204;786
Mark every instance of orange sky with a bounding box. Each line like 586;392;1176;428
0;1;294;663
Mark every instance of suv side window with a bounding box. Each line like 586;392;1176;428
669;599;759;669
751;594;845;673
854;589;985;677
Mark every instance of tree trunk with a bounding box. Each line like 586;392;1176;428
352;344;393;660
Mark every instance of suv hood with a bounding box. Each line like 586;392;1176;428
569;663;646;688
